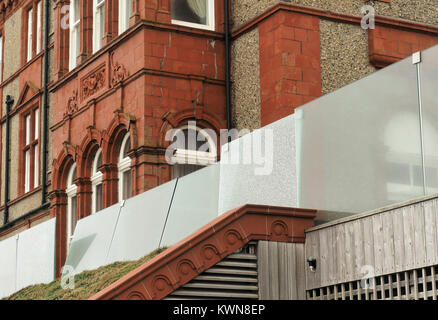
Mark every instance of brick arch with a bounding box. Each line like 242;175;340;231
159;109;225;149
103;111;137;164
52;142;79;191
98;112;138;207
79;127;104;177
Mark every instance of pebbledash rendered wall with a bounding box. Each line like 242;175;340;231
230;0;438;130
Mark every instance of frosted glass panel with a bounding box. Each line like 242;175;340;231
0;235;17;299
161;164;219;247
298;57;422;218
0;218;56;299
218;115;297;215
16;218;56;291
106;180;177;263
64;203;121;274
418;45;438;194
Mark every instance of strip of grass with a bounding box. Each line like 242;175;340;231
6;247;167;300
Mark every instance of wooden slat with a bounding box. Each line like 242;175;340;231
403;206;415;270
344;223;354;282
396;273;401;300
353;219;364;280
413;204;427;268
432;266;437;300
393;208;405;272
382;212;395;274
336;224;346;286
372;214;384;276
424;201;437;265
295;244;306;300
319;229;329;287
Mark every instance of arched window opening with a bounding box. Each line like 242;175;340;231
118;133;131;201
171;125;217;179
91;148;103;214
66;163;78;249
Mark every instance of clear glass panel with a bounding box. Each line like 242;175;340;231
96;183;103;212
36;1;42;53
25;149;30;193
64;202;121;274
122;170;131;200
27;8;33;61
34;108;39;139
15;218;56;292
71;196;77;233
161;164;220;247
171;0;207;25
418;44;438;195
74;0;80;23
297;57;422;221
34;145;39;187
25;115;31;145
218;115;298;215
122;136;130;158
106;180;177;263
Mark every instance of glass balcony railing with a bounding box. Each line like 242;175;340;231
296;44;438;221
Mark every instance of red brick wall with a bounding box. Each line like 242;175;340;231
369;25;438;68
259;11;322;126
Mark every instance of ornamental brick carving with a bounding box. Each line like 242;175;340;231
90;204;316;300
110;52;128;87
81;66;106;100
64;90;78;116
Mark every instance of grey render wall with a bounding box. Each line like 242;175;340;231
231;28;261;131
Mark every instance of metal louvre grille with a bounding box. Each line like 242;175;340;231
165;242;259;300
307;265;438;300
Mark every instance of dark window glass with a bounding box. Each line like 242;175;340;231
171;0;207;25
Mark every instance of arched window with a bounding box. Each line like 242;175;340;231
66;163;78;248
91;148;103;214
171;125;217;179
118;133;131;201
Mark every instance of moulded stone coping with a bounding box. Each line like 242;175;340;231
90;204;316;300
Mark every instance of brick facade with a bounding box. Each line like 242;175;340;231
259;10;321;126
1;0;438;279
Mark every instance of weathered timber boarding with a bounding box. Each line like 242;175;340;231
258;241;306;300
305;194;438;292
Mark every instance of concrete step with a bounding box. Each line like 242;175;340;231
195;275;258;283
215;261;257;269
204;267;258;276
170;290;259;299
183;282;259;291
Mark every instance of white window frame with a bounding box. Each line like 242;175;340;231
118;0;132;35
171;125;217;166
171;0;215;31
91;148;103;214
66;163;78;249
24;115;31;193
36;1;42;54
27;8;33;62
93;0;105;53
34;108;39;188
118;133;131;202
69;0;81;71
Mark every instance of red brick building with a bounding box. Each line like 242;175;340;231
2;0;438;278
